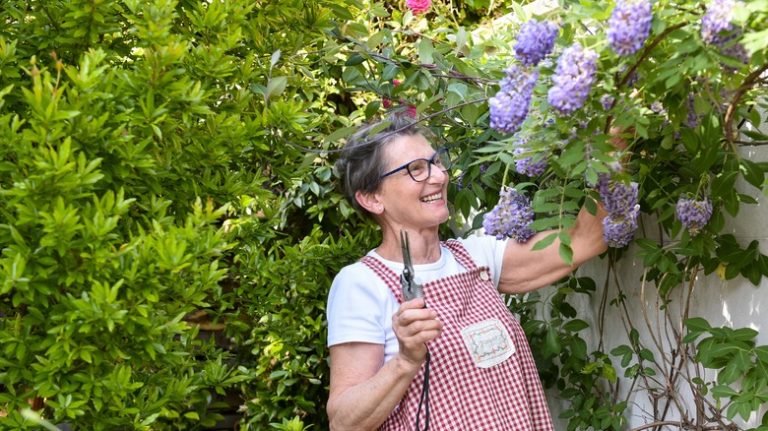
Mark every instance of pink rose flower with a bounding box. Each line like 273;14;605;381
407;0;432;15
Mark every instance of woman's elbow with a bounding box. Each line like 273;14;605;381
327;401;376;431
326;400;345;431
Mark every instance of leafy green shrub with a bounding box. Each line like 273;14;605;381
0;0;354;428
225;226;376;429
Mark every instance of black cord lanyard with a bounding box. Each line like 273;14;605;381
399;230;431;430
414;349;431;431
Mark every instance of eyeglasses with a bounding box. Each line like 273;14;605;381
380;148;452;182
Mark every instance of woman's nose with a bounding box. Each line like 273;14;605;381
426;164;448;183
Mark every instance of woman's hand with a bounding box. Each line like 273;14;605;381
392;298;442;367
609;126;631;150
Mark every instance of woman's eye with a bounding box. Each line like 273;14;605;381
409;161;427;174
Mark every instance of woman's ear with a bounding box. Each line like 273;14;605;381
355;190;384;215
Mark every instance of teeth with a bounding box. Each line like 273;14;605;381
421;193;442;203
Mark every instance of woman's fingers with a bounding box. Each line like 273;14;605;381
395;305;436;326
400;297;426;311
392;300;443;358
398;318;442;338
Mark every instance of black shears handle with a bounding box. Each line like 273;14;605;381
400;230;424;302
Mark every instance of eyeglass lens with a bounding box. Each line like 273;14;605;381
406;149;451;181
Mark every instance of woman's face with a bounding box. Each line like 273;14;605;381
375;133;450;230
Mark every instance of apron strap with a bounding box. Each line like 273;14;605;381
442;240;479;272
360;255;405;303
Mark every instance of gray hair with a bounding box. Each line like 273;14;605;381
334;116;427;217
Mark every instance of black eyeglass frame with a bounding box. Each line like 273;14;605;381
379;147;451;182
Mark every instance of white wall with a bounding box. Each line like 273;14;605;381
546;145;768;429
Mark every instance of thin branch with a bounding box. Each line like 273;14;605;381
640;269;668;364
734;139;768;146
604;22;688;134
340;34;491;85
620;23;688;89
597;255;613;351
285;97;488;154
630;420;688;431
682;263;698;329
724;63;768;143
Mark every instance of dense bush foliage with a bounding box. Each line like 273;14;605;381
0;0;372;428
0;0;766;430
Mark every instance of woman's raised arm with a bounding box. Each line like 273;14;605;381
497;202;609;295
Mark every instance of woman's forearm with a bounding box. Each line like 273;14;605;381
499;200;609;294
328;354;421;431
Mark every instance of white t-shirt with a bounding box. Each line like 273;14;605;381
326;234;509;362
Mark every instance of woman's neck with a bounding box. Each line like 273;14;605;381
376;227;442;264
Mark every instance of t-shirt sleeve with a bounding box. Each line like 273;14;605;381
326;264;390;347
456;233;508;288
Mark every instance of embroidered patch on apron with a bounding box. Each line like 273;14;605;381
460;318;516;368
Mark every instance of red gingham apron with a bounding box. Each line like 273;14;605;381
361;240;554;431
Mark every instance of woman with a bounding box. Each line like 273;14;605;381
327;116;609;430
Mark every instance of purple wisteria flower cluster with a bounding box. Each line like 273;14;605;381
598;174;640;247
675;196;713;236
719;36;750;64
701;0;749;66
514;20;559;66
547;44;599;114
483;187;535;243
701;0;736;44
513;145;547;177
601;95;615;111
607;0;653;56
712;29;750;69
489;65;539;134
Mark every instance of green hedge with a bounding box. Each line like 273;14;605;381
0;0;375;428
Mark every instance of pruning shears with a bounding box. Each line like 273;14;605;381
400;230;425;302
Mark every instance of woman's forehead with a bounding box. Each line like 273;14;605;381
383;134;434;163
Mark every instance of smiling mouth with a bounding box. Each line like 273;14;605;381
420;193;443;203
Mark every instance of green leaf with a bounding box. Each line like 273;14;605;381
610;345;632;356
324;126;357;144
563;319;589;332
270;50;281;69
265;76;288;100
742;28;768;54
712;171;739;200
447;82;468;100
544;325;562;357
740;159;765;189
685;317;712;332
683;317;711;343
531;232;558;251
511;1;528;22
530;216;562;231
417;38;435;64
559;242;573;265
344;53;365;66
382;63;399;81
